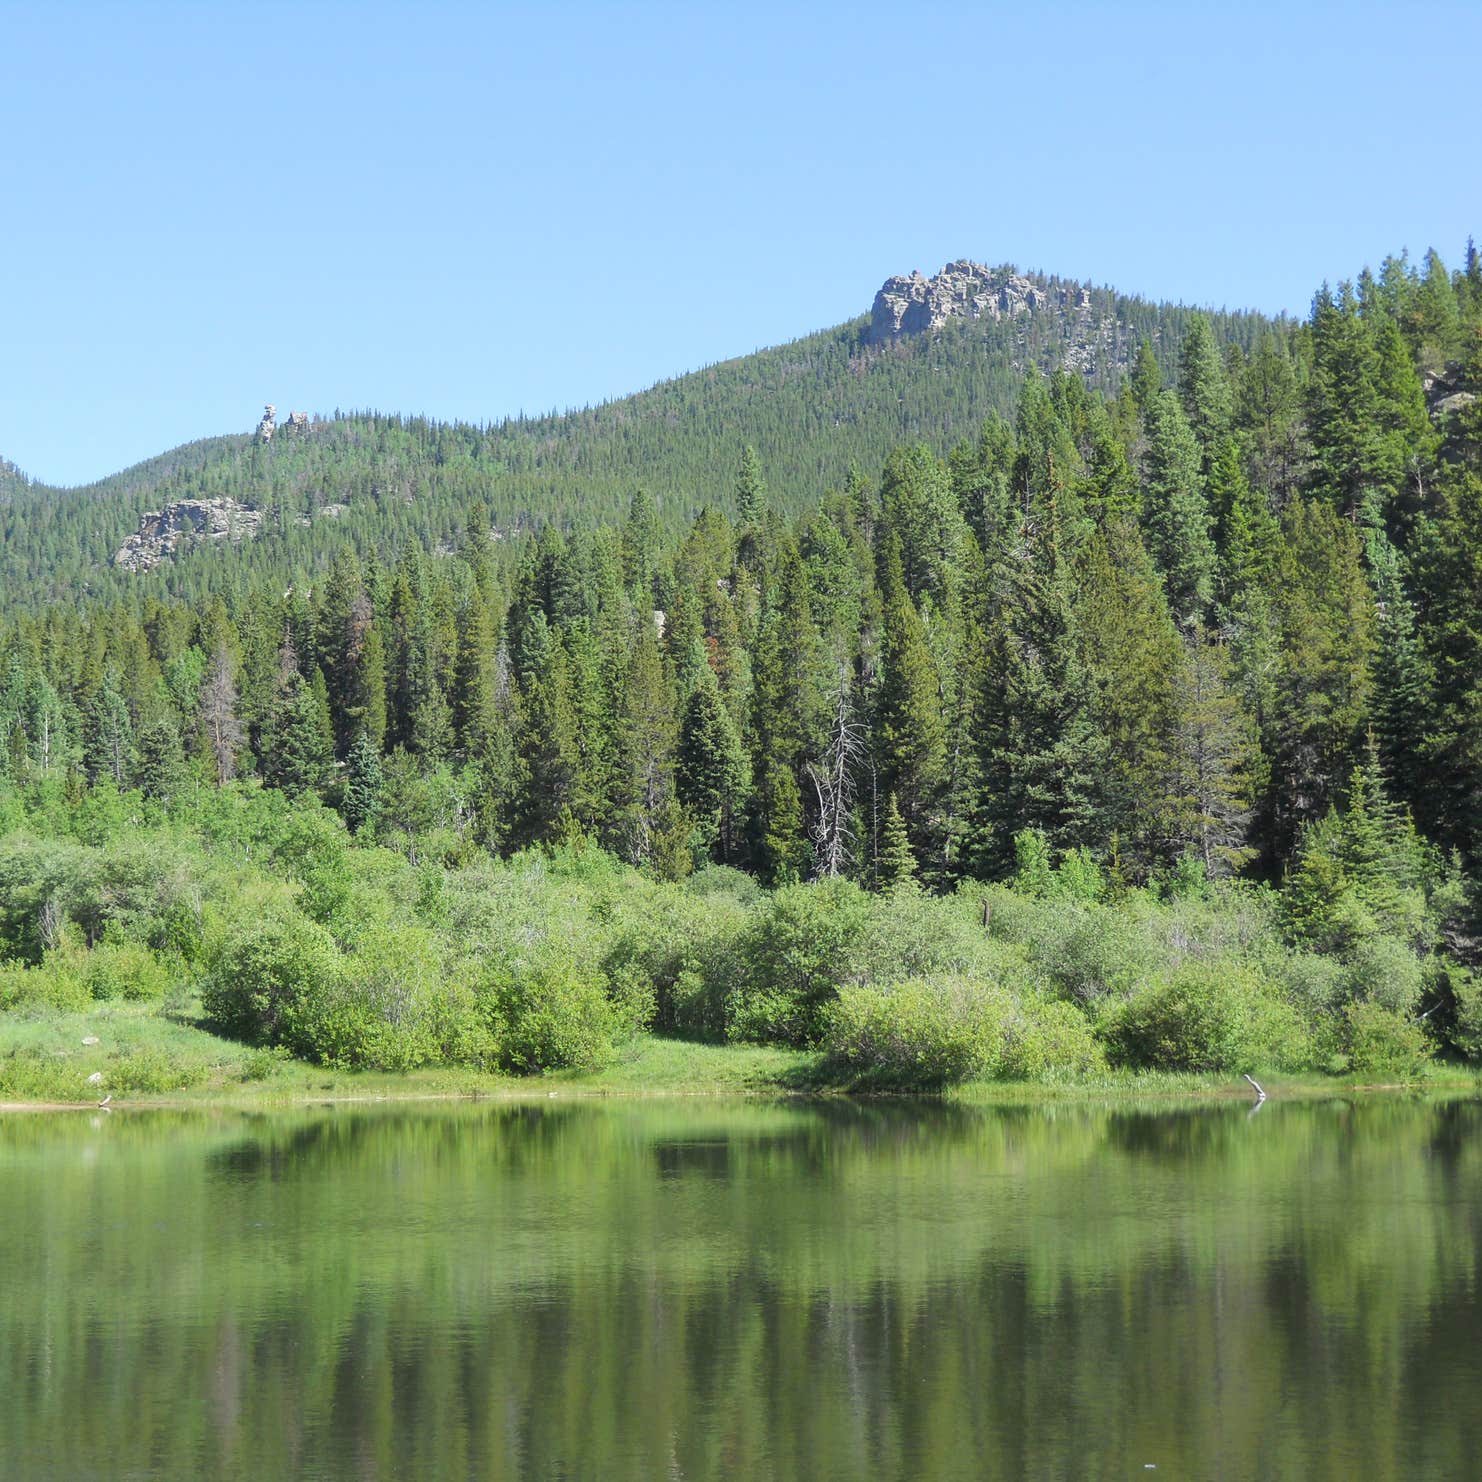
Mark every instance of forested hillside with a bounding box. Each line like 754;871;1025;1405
3;242;1481;1092
0;266;1268;610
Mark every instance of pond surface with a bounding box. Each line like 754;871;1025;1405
2;1095;1481;1480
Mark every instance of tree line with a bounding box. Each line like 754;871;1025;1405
1;244;1479;910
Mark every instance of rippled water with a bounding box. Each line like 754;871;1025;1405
2;1095;1480;1480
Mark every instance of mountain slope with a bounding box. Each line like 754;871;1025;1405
0;264;1281;608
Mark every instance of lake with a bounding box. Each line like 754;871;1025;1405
2;1096;1480;1480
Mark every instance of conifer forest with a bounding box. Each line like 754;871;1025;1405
4;244;1482;1092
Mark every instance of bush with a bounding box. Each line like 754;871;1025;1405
825;977;1012;1090
483;962;619;1074
728;878;871;1046
1037;907;1156;1005
0;955;91;1014
1343;1001;1429;1079
686;865;763;907
83;941;174;1002
201;914;343;1047
1340;935;1424;1016
999;998;1107;1081
292;926;475;1071
1099;962;1309;1073
105;1045;207;1094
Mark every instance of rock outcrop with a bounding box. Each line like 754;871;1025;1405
256;404;276;443
114;498;264;572
867;261;1081;344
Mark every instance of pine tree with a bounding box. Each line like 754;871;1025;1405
621;488;661;602
1233;332;1305;509
879;443;967;610
1130;337;1163;417
343;732;384;834
1264;499;1375;865
612;616;677;868
1168;633;1256;877
1177;313;1233;478
82;684;133;786
263;669;332;796
874;792;917;890
735;446;769;569
134;718;184;803
872;539;946;854
676;667;749;862
1078;519;1184;875
1413;469;1482;855
971;493;1107;872
1141;391;1217;625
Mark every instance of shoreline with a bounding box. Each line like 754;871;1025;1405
4;1046;1478;1116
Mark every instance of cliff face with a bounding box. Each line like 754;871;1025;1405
114;498;263;572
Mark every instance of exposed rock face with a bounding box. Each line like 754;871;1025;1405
1425;363;1476;421
256;404;276;442
114;498;264;572
867;261;1068;344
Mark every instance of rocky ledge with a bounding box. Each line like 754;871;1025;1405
114;498;263;572
866;260;1090;344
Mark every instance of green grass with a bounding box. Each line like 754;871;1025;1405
3;1003;1478;1110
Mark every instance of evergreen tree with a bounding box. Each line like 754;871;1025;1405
1141;391;1217;624
676;667;749;862
1264;500;1375;865
872;540;946;855
1078;519;1184;874
1177;313;1233;478
1130;337;1164;416
971;494;1107;871
874;792;917;890
135;718;184;803
343;732;384;835
82;684;133;786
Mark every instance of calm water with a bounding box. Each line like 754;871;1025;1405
2;1096;1481;1481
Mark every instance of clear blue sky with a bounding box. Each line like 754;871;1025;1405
3;0;1478;487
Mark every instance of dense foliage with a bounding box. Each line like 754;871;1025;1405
3;242;1481;1090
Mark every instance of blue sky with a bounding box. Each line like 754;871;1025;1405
3;1;1478;486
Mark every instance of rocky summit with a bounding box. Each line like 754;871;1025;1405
866;261;1091;345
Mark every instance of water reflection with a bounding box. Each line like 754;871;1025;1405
2;1096;1480;1480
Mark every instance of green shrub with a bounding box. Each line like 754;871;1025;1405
1099;962;1309;1073
999;998;1107;1081
728;878;871;1046
240;1045;293;1082
1340;935;1424;1016
291;926;472;1071
105;1045;207;1093
201;914;343;1047
83;941;174;1002
484;963;619;1074
824;977;1011;1089
1343;1001;1429;1079
686;865;763;907
1438;964;1482;1062
1038;907;1155;1005
0;955;91;1013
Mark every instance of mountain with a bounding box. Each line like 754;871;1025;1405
0;262;1280;608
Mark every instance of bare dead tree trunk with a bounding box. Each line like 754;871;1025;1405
807;670;866;878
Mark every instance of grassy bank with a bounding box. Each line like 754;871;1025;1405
4;1006;1478;1112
